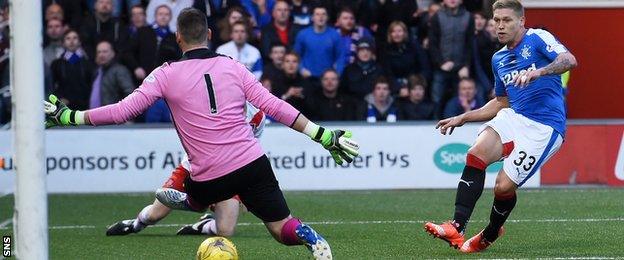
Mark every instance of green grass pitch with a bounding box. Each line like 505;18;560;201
1;188;623;259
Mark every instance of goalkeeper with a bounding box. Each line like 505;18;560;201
105;102;265;237
45;8;358;260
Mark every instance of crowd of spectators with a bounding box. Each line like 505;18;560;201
0;0;503;125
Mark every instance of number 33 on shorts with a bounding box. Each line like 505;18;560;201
503;131;563;187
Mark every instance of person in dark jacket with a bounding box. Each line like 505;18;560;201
260;0;300;59
380;21;430;97
272;52;309;111
123;4;181;83
80;0;129;60
398;74;435;120
428;0;474;117
306;69;360;121
51;30;95;111
262;43;287;89
442;77;484;118
340;38;385;100
90;41;135;108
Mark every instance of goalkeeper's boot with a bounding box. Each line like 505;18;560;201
295;224;332;260
106;219;139;236
176;213;214;235
460;227;505;253
155;188;203;212
424;221;465;249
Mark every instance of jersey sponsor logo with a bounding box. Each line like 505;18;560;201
615;133;624;181
502;63;537;86
521;44;532;59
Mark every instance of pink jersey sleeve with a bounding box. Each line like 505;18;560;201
236;61;300;126
87;65;167;125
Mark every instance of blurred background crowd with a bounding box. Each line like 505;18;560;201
0;0;510;125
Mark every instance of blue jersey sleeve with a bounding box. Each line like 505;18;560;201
492;57;506;97
533;29;568;62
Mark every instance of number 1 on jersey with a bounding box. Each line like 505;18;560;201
204;74;217;114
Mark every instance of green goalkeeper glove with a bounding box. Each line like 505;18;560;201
44;94;84;128
311;126;359;165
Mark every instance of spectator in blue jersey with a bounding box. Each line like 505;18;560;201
294;6;345;80
442;77;483;118
216;21;263;79
290;0;314;27
428;0;475;118
398;74;435;120
335;8;373;66
365;76;398;123
241;0;275;29
379;21;430;98
341;38;386;100
260;0;300;59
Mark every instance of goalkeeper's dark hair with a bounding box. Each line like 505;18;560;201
177;8;208;45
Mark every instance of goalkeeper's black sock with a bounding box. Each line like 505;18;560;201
453;153;486;234
483;192;517;242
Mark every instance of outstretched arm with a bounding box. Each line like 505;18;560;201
436;96;509;135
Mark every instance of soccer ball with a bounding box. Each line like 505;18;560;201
196;237;239;260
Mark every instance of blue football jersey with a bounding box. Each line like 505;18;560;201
492;28;568;136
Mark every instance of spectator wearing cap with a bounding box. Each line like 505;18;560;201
294;6;345;80
428;0;474;117
51;30;95;111
379;21;430;98
341;38;386;100
365;76;398;123
146;0;194;32
260;0;300;59
123;4;181;83
217;21;263;79
128;4;147;37
335;8;373;66
442;77;484;118
80;0;130;60
398;74;435;120
306;69;361;121
90;41;135;108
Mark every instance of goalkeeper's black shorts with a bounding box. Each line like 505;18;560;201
184;154;290;222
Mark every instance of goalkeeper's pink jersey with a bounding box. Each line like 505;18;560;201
87;48;300;181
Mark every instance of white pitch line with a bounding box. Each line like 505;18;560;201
0;218;11;229
1;217;623;231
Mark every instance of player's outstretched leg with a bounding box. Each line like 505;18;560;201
106;201;171;236
266;217;332;260
461;170;517;253
177;198;240;236
425;127;503;248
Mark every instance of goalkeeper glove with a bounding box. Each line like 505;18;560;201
44;94;85;128
310;125;359;165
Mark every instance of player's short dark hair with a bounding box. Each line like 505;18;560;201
493;0;524;17
177;8;208;45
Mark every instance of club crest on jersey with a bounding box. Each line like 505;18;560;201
521;44;532;59
502;63;537;86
